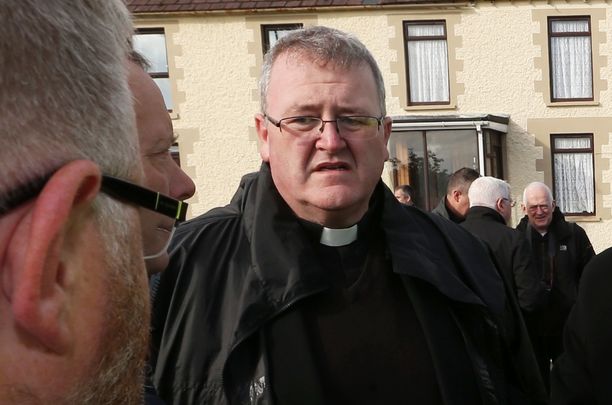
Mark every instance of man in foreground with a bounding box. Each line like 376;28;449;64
432;167;480;223
517;181;595;390
151;26;519;404
0;0;151;403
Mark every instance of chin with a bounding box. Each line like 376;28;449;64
146;254;170;275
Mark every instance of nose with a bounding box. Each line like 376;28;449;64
169;163;196;201
316;119;345;151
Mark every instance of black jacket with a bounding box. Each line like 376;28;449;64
516;208;595;336
463;207;543;312
151;164;524;405
550;247;612;405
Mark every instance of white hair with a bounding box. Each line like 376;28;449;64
468;176;511;210
522;182;553;206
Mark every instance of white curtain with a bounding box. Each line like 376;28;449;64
550;20;592;99
406;24;449;103
553;137;594;214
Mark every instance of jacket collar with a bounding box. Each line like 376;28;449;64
465;206;506;225
240;164;504;315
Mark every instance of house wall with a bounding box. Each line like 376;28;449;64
134;0;612;252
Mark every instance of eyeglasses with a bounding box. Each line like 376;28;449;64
265;114;384;140
502;197;516;208
1;172;189;260
527;204;551;213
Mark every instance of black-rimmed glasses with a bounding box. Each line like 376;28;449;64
0;173;188;222
265;114;384;140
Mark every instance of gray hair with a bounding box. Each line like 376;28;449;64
0;0;139;258
468;176;511;210
522;181;553;206
259;26;386;116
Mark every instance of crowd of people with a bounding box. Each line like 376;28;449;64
1;2;610;404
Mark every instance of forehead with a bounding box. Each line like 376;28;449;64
267;52;377;108
525;187;551;205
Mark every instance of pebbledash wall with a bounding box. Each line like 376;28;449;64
132;1;612;253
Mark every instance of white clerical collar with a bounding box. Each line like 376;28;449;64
319;224;358;247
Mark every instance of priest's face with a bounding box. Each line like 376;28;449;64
256;52;391;228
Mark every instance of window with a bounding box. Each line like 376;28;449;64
551;134;595;215
404;21;450;105
133;28;173;111
261;24;302;55
548;17;593;102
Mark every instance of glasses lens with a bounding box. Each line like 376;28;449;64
143;223;177;260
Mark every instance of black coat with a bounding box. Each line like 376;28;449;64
550;247;612;405
516;208;595;336
463;207;543;312
150;164;524;405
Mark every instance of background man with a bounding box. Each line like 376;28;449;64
431;167;480;223
0;0;150;403
462;176;547;402
394;184;415;206
128;52;196;275
151;26;518;404
551;247;612;404
516;181;595;391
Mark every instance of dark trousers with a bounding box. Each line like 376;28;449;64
531;334;563;393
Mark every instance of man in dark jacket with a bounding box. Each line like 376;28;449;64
516;181;595;391
550;247;612;405
431;167;480;223
462;177;547;403
150;26;531;405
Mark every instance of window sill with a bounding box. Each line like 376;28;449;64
403;104;457;112
565;215;600;223
170;111;180;120
546;101;600;108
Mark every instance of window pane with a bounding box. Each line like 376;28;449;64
426;130;479;203
551;19;589;33
153;78;173;111
407;24;444;37
133;33;169;74
388;131;427;209
407;39;449;103
267;29;293;50
554;152;594;214
554;136;591;149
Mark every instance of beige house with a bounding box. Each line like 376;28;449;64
127;0;612;252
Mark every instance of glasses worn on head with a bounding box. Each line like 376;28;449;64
502;197;516;208
1;173;189;260
527;203;551;213
265;114;384;140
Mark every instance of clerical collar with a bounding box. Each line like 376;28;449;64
320;224;358;247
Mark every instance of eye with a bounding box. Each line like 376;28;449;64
283;116;320;130
339;116;377;131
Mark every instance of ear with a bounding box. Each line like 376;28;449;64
3;160;102;354
451;189;462;203
495;198;505;213
521;202;527;214
551;200;556;210
255;113;270;162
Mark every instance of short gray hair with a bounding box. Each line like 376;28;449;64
259;26;386;116
0;0;138;233
468;176;511;210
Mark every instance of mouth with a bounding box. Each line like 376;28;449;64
315;162;350;171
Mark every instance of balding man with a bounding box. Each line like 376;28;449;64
516;181;595;391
